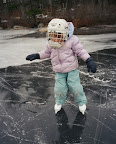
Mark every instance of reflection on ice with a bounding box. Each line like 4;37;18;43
54;109;86;144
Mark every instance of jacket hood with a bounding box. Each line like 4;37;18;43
67;22;74;39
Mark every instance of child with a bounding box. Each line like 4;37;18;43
26;18;96;114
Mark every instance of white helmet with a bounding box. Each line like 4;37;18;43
47;18;68;49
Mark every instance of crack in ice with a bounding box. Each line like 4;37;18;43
79;71;111;83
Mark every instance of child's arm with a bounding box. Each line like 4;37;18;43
72;36;90;61
26;43;51;61
72;36;97;73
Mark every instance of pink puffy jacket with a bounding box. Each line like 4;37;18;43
39;35;90;73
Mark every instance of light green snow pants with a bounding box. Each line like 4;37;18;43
54;69;87;106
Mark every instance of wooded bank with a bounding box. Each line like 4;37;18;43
0;0;116;28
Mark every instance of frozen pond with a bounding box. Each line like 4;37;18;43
0;29;116;144
0;29;116;68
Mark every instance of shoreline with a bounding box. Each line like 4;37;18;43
75;25;116;35
24;25;116;38
1;25;116;38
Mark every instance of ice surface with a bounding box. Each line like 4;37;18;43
0;29;116;144
0;29;46;68
0;29;116;68
0;48;116;143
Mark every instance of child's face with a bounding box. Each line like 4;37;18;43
49;32;63;43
